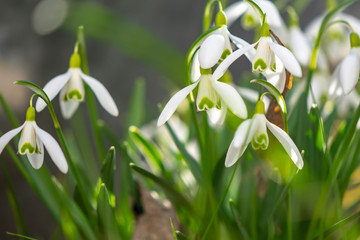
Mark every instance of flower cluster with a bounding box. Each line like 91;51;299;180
158;0;306;170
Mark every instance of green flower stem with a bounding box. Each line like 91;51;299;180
45;95;95;217
305;0;359;97
1;158;28;235
203;0;223;32
201;160;240;240
245;0;265;21
287;189;293;240
76;26;105;161
305;102;360;240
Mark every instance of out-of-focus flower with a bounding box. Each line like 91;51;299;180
225;0;288;41
36;53;118;119
0;106;68;173
225;101;303;170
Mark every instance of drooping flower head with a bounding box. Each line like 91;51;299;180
157;31;251;127
0;104;68;173
225;100;303;170
36;52;119;119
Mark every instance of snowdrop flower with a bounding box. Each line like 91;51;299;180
329;32;360;96
36;52;118;119
287;8;312;67
305;12;360;67
158;33;252;127
215;22;302;93
225;100;303;169
0;105;68;173
225;0;288;42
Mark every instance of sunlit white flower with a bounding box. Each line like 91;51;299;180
213;22;302;94
329;32;360;96
225;0;288;42
305;13;360;67
225;101;303;169
36;53;118;119
0;106;68;173
158;34;252;127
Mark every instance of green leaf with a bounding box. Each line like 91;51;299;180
52;177;97;240
129;126;165;174
170;218;179;240
101;146;116;192
164;121;203;184
63;2;185;88
130;163;192;212
14;80;50;106
96;182;121;240
126;78;146;131
6;232;39;240
250;79;288;131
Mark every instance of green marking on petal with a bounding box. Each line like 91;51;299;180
253;58;267;72
220;49;231;60
271;62;276;72
251;133;268;150
68;89;83;100
20;142;35;154
198;97;215;110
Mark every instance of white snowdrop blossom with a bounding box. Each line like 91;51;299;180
157;33;253;127
225;101;303;170
329;33;360;96
36;53;119;119
225;0;288;42
213;22;302;91
0;106;68;173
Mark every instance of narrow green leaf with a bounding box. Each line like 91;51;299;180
14;80;50;105
52;177;97;240
101;146;116;192
164;121;203;184
6;232;38;240
96;182;121;240
126;78;146;131
170;218;179;240
130;163;192;212
129;126;165;174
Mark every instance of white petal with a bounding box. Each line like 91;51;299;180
213;42;258;81
33;122;68;173
224;1;249;26
225;119;256;167
339;51;360;95
59;89;80;119
267;38;302;77
0;124;25;154
35;71;70;112
328;64;344;98
266;119;303;169
289;26;311;66
212;81;248;119
264;55;286;92
26;142;44;170
229;33;255;61
199;34;225;69
81;72;119;117
157;81;200;127
207;107;226;127
190;50;201;82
